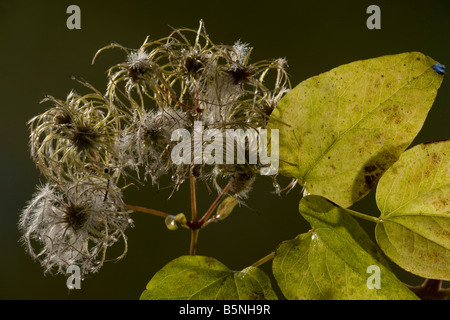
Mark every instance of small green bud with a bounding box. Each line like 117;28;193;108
213;196;238;222
174;213;187;225
165;213;187;231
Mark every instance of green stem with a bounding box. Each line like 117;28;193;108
251;252;275;268
125;204;170;218
345;208;381;223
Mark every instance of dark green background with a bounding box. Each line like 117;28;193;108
0;0;448;299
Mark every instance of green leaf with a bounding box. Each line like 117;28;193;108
272;195;418;300
375;140;450;280
140;255;278;300
268;52;444;208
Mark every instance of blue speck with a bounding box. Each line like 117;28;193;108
432;64;445;75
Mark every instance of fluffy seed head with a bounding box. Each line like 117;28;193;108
19;177;131;276
126;51;150;81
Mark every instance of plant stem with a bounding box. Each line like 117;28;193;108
189;167;199;255
251;252;275;268
125;204;171;218
190;168;198;222
190;229;199;256
199;181;232;226
345;208;381;223
159;87;201;113
406;279;450;300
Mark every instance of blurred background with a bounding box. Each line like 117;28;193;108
0;0;448;299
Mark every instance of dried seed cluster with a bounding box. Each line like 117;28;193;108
21;21;290;276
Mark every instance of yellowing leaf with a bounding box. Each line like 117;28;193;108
272;195;418;300
268;52;444;207
375;140;450;280
140;255;277;300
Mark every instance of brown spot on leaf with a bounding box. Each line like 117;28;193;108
431;153;441;164
188;272;200;280
246;290;266;300
432;197;448;211
364;165;378;173
364;174;377;188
